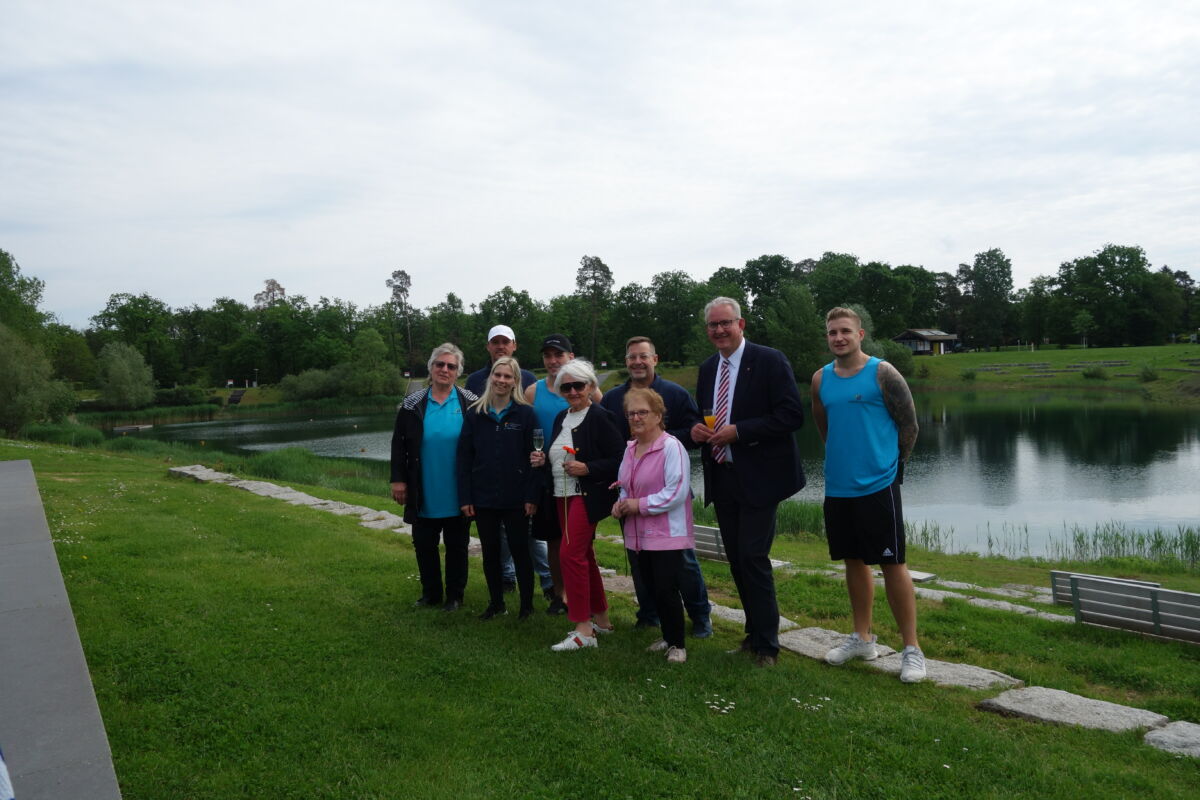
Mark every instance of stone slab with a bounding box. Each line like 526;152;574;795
1144;721;1200;758
359;517;405;530
978;687;1169;732
867;653;1023;689
0;460;122;800
914;586;966;602
167;464;236;483
709;604;797;632
777;626;896;661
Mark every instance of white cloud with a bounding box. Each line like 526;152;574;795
1;0;1197;326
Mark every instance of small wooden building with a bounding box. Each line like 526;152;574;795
893;328;959;355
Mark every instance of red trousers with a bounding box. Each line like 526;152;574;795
556;496;608;623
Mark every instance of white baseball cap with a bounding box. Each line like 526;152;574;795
487;324;516;342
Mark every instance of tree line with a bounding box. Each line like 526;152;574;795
1;243;1196;432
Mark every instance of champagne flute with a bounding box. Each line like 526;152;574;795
532;428;544;452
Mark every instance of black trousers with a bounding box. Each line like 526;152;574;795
711;465;780;656
476;507;534;609
412;515;470;603
637;549;686;648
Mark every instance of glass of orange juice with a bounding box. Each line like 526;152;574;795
702;408;716;429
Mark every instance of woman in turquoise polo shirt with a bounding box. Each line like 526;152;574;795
390;343;476;612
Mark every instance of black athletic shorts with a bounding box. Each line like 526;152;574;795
824;482;905;565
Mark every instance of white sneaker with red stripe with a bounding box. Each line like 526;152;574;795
551;630;598;651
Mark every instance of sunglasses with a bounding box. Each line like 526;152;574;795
432;360;457;370
559;381;588;394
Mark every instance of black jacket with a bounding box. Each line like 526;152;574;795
548;403;625;524
456;402;543;510
390;385;478;524
693;341;806;507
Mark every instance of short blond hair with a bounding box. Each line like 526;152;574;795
825;307;862;328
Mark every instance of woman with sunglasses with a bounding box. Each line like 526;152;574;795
524;334;601;615
530;358;624;651
391;343;476;612
612;388;695;664
457;357;542;620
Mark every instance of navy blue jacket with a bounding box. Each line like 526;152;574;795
456;402;543;510
600;374;701;446
390;385;478;524
692;341;806;507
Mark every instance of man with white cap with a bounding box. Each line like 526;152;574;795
465;324;537;395
464;323;551;600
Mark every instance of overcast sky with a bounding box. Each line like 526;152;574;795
3;1;1198;328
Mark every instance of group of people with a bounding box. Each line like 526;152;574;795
389;298;927;681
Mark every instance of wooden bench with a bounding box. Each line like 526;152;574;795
1050;570;1159;606
693;525;728;563
1053;572;1200;644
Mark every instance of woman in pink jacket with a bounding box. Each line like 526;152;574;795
611;387;696;663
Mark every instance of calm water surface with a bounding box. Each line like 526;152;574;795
143;396;1199;556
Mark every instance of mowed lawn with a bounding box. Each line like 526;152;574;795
6;440;1198;799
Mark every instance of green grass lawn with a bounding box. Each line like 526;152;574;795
907;344;1200;405
6;440;1198;799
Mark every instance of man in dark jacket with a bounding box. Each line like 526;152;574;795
689;297;806;666
600;336;713;638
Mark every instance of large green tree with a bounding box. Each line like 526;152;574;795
0;248;50;341
575;255;613;361
90;293;180;385
761;280;825;380
957;248;1014;350
97;341;155;409
0;323;75;435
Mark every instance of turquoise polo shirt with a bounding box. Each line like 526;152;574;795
419;391;464;518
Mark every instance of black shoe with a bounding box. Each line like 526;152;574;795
542;587;557;603
503;580;517;593
755;653;779;668
545;597;568;616
479;605;507;620
725;638;754;655
518;606;535;620
441;599;462;612
634;618;661;631
414;596;441;608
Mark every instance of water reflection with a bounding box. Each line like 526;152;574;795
140;395;1199;556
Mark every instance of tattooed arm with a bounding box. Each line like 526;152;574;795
877;361;918;461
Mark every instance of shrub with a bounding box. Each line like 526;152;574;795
154;385;209;406
916;363;930;379
1139;365;1159;383
877;340;915;377
1081;366;1108;380
960;369;977;381
20;422;103;447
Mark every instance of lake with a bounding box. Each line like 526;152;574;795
138;395;1200;557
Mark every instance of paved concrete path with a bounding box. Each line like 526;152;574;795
0;460;122;799
166;464;1200;759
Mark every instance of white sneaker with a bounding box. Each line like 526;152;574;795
899;646;927;683
551;631;598;651
591;621;615;635
825;632;879;665
666;646;687;664
646;638;669;653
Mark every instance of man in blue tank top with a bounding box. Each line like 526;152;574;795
812;306;926;683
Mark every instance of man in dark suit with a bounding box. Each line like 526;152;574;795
689;296;806;666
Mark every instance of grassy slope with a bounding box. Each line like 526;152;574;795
6;440;1198;799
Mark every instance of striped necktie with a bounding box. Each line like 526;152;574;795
711;358;731;463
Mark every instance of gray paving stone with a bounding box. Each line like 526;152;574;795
978;687;1169;732
325;504;375;516
867;653;1023;689
1144;721;1200;758
914;586;966;602
167;464;236;483
359;516;405;530
777;627;895;661
937;579;980;590
709;604;797;632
